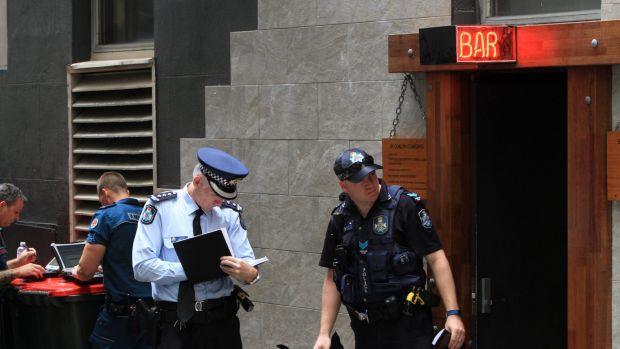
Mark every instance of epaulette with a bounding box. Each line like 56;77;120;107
221;200;246;229
405;191;429;206
406;192;422;202
221;200;243;213
150;191;177;203
331;201;347;215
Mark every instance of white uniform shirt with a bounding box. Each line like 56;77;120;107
132;184;255;302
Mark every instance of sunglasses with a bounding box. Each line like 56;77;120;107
337;155;375;181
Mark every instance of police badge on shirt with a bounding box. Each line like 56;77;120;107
373;215;388;235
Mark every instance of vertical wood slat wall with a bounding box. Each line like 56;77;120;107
425;71;473;334
67;58;156;242
567;66;612;349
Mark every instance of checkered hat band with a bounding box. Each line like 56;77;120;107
200;165;235;190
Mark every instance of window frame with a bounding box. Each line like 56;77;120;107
91;0;154;54
479;0;600;25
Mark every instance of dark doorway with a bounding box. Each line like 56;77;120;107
473;70;567;348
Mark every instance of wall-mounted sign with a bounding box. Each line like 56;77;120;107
456;26;516;63
381;138;427;198
419;25;516;65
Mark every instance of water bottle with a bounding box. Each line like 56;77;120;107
16;242;28;258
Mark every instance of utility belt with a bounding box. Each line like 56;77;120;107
345;287;438;324
105;296;154;317
157;296;239;325
105;296;155;335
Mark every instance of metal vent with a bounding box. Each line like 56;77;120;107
67;59;156;240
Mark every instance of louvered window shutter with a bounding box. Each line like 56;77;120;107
67;58;156;241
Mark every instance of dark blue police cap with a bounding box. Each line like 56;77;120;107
196;147;249;200
333;148;382;183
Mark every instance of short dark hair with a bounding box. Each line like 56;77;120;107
0;183;27;206
97;172;128;194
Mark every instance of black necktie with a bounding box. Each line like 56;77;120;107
177;208;204;324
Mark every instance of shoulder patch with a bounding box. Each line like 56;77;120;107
141;204;158;225
90;218;99;229
150;191;177;203
418;209;433;229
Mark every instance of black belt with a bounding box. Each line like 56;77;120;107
157;296;237;325
157;296;234;312
346;294;415;324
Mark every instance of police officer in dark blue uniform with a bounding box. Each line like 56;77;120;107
73;172;153;348
313;148;465;349
133;147;258;349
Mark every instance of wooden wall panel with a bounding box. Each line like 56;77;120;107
426;72;472;335
567;66;612;349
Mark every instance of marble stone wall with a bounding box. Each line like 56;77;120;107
180;0;450;347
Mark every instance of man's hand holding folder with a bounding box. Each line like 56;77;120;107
220;256;259;284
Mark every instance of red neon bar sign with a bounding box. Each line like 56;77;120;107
456;26;516;63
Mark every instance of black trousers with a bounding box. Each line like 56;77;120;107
158;315;241;349
350;307;433;349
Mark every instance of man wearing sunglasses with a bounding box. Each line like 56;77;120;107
313;148;465;349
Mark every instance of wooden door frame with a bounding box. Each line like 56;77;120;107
389;21;615;348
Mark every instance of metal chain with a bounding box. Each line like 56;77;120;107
390;73;426;138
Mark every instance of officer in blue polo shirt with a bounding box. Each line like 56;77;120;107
132;147;259;349
73;171;153;349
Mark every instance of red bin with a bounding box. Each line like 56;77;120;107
6;277;105;349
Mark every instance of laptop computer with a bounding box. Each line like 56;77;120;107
50;242;103;285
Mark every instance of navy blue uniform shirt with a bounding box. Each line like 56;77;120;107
87;198;151;301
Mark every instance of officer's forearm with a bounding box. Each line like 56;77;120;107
73;263;96;281
427;250;460;311
318;269;340;336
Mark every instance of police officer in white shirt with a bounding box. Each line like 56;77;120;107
132;147;259;349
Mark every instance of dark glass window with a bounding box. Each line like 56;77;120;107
96;0;153;48
491;0;600;17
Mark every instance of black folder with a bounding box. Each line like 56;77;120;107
173;228;233;283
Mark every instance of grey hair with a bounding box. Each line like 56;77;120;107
193;164;203;177
0;183;27;206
